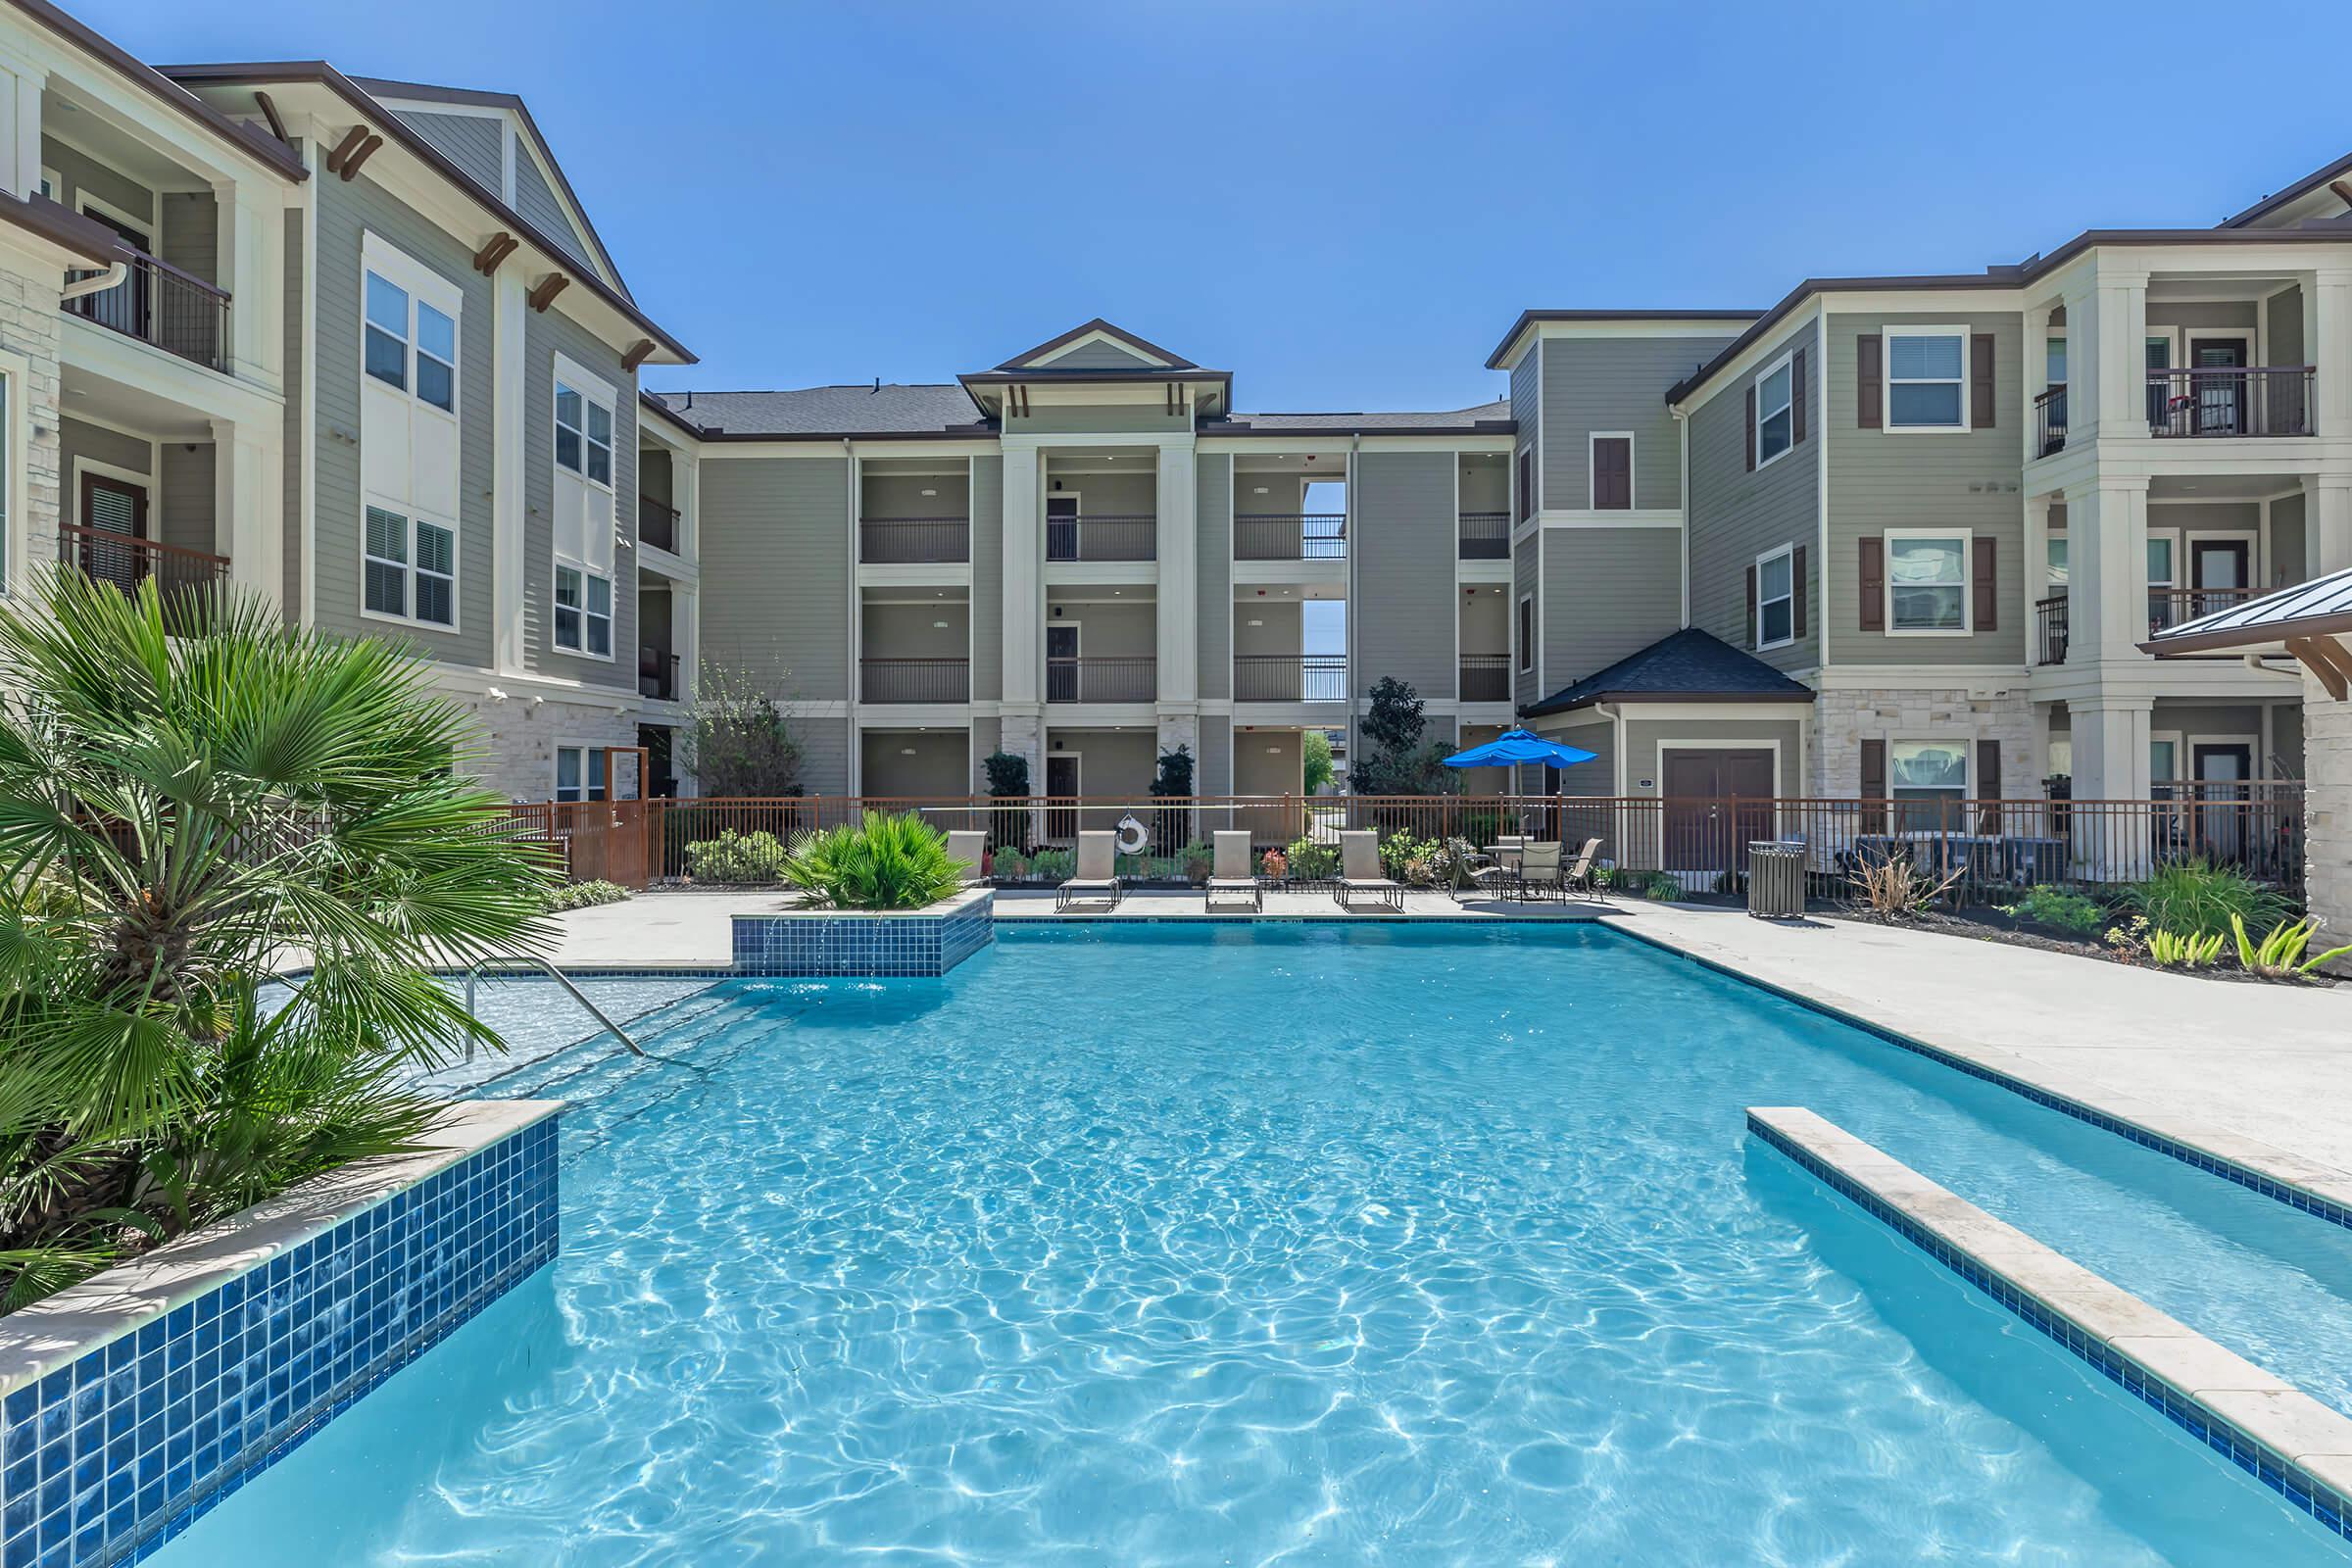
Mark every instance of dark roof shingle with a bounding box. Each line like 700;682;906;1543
1522;627;1813;717
642;385;989;438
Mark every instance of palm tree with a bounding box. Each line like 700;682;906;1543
0;569;558;1308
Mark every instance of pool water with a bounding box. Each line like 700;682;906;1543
160;924;2352;1565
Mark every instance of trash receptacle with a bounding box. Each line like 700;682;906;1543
1746;841;1805;919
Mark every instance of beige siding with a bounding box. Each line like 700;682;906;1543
1353;451;1456;701
1512;535;1540;708
1542;527;1681;691
1197;452;1232;700
281;217;304;616
701;455;849;699
1622;714;1807;796
1541;334;1736;513
797;716;851;794
1687;320;1820;673
970;456;1004;700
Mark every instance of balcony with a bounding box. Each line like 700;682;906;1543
1458;512;1509;560
2035;384;2067;457
1047;514;1154;563
1458;654;1511;703
861;658;971;704
639;647;682;702
638;497;680;555
2034;587;2260;664
2034;594;2069;666
2146;367;2312;439
67;252;229;373
1046;656;1154;703
59;525;228;625
1235;513;1345;562
860;516;969;564
1234;654;1347;704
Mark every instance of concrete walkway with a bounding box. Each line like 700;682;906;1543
548;889;2352;1194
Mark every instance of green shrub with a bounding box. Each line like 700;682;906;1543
783;811;967;910
1029;849;1075;882
546;878;631;912
1642;871;1686;902
1180;840;1216;883
991;850;1030;881
1284;837;1339;880
2146;927;2226;968
2230;914;2352;980
1997;885;2107;937
2124;859;2291;940
684;829;791;885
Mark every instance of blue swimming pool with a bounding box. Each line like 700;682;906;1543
158;923;2352;1564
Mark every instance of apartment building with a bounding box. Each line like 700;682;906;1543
0;0;696;804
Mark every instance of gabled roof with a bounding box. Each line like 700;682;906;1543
641;385;991;440
994;318;1196;371
2218;150;2352;229
1483;309;1764;370
2142;565;2352;656
1521;627;1814;717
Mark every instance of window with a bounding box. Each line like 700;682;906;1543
1886;329;1967;429
1890;740;1968;830
554;564;612;656
1755;355;1794;466
2045;535;2068;587
1517;593;1535;673
365;273;408;391
1590;434;1632;510
557;382;614;488
365;268;459;414
2146;532;2176;590
1755;547;1794;648
1886;532;1968;632
416;303;456;412
2045;336;2067;387
364;504;457;627
1516;447;1534;522
2149;737;2180;784
555;744;607;804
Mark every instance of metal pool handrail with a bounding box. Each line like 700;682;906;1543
465;955;648;1059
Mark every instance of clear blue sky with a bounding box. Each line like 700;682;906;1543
91;0;2352;414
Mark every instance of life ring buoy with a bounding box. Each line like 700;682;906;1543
1114;813;1150;856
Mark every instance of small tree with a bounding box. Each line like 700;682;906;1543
1359;676;1426;758
1150;743;1194;853
681;662;802;798
1354;677;1458;798
982;751;1029;851
1301;730;1335;795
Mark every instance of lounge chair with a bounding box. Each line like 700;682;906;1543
1056;830;1122;911
1518;841;1565;901
1563;837;1604;901
944;830;986;886
1335;829;1404;911
1205;830;1260;912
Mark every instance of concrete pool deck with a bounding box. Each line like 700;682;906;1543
545;889;2352;1193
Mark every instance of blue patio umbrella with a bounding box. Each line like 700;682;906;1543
1442;727;1597;770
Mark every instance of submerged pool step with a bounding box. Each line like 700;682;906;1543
1748;1105;2352;1545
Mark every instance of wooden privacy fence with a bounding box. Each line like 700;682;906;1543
508;785;2305;902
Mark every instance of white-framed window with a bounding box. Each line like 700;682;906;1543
557;380;614;487
2146;529;2177;591
1890;740;1969;829
365;270;459;415
363;503;458;628
1755;353;1794;466
1885;529;1970;634
554;563;612;657
555;744;607;804
550;354;619;661
2046;535;2068;587
1885;328;1968;430
1517;592;1536;673
36;168;58;202
1755;546;1794;649
2045;336;2066;387
2150;732;2181;786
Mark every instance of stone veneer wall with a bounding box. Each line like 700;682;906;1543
1809;688;2038;800
0;1102;560;1568
2301;668;2352;975
444;689;638;803
2;256;65;586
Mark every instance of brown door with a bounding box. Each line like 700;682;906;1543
1661;749;1776;872
2188;538;2249;621
77;472;149;592
1045;754;1079;843
2187;337;2247;435
2190;742;2253;865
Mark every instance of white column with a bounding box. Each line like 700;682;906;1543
2313;267;2352;440
491;268;528;674
2069;696;2156;879
2088;268;2149;442
674;583;698;710
2065;475;2148;664
0;56;45;199
2062;279;2101;437
1000;441;1042;705
2023;301;2053;466
213;179;284;394
210;416;280;609
2314;474;2352;577
1153;435;1197;705
2023;491;2052;638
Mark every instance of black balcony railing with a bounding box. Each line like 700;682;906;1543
1046;656;1154;703
67;251;229;372
60;523;228;632
861;516;969;564
1458;511;1510;560
1459;654;1511;702
638;496;680;554
2034;384;2067;457
639;648;682;702
1047;514;1155;563
2035;593;2069;665
861;658;970;704
2146;367;2313;438
1234;513;1346;562
1233;654;1348;703
2148;586;2252;635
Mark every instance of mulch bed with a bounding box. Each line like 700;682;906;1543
1817;904;2336;987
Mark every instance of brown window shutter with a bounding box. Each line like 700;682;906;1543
1971;333;1996;429
1975;739;2003;833
1592;437;1631;509
1745;564;1758;648
1858;536;1885;631
1744;387;1756;471
1860;738;1888;833
1972;536;1998;630
1792;545;1808;638
1517;448;1533;521
1791;348;1808;445
1857;333;1883;428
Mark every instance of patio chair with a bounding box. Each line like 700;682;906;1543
1563;837;1604;901
1205;830;1261;912
1450;836;1516;902
1056;830;1122;911
1335;829;1404;911
944;830;986;886
1518;841;1565;902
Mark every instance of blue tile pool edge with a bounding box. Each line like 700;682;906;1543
1746;1110;2352;1544
0;1107;563;1568
1598;919;2352;1241
730;890;996;977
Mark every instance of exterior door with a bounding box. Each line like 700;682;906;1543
2187;337;2248;435
1660;749;1775;872
2191;743;2252;864
1046;623;1079;703
1046;494;1079;563
2188;538;2249;620
1044;754;1080;843
77;472;149;592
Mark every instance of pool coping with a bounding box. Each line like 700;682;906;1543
1603;916;2352;1240
0;1099;562;1401
1747;1105;2352;1543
